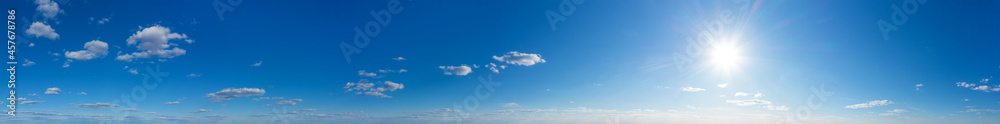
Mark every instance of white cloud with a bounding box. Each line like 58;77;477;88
393;57;406;61
186;73;201;78
205;88;266;102
164;101;179;105
77;92;87;95
681;87;704;92
301;109;317;111
128;69;138;74
28;43;35;47
343;80;404;98
26;22;59;40
763;105;788;111
485;63;501;73
77;103;119;110
725;99;772;106
957;82;1000;92
716;83;728;88
21;101;45;105
122;108;141;112
44;87;61;95
358;70;377;77
888;109;908;113
251;61;262;67
65;40;109;61
190;109;213;113
439;65;472;76
734;92;749;97
915;84;923;90
879;113;898;116
501;103;519;107
276;99;303;105
22;59;35;67
844;100;893;109
116;26;191;62
753;92;764;98
962;109;1000;113
34;0;62;19
493;51;546;66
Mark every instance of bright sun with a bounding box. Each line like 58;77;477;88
710;44;742;69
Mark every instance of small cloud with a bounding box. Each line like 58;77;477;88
164;101;180;105
28;43;35;47
77;103;120;110
915;84;923;90
205;88;266;102
879;113;898;116
493;51;546;66
439;65;472;76
393;57;406;61
21;101;46;105
681;87;705;92
45;87;61;95
22;59;35;67
186;73;202;78
122;108;141;112
716;83;728;88
77;92;87;95
251;61;262;67
128;69;139;75
888;109;908;113
501;103;519;107
763;105;788;111
734;92;749;97
725;99;772;106
190;109;213;113
358;70;377;77
845;100;893;109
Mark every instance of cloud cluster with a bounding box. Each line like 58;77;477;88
275;99;303;105
205;88;266;102
344;80;404;98
493;51;546;66
26;22;59;40
956;82;1000;92
65;40;109;61
116;26;192;62
844;100;893;109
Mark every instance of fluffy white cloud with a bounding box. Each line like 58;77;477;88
716;83;728;88
844;100;893;109
65;40;109;61
439;65;472;76
725;99;772;106
915;84;923;90
393;57;406;61
681;87;704;92
44;87;61;95
205;88;266;102
116;26;191;62
22;59;35;67
753;92;764;98
34;0;62;19
26;22;59;40
493;51;546;66
77;103;119;110
501;103;519;107
343;80;404;98
164;101;180;105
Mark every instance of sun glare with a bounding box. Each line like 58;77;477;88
711;44;742;69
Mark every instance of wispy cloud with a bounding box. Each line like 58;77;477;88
845;100;893;109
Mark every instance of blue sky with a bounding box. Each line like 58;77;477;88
2;0;1000;123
